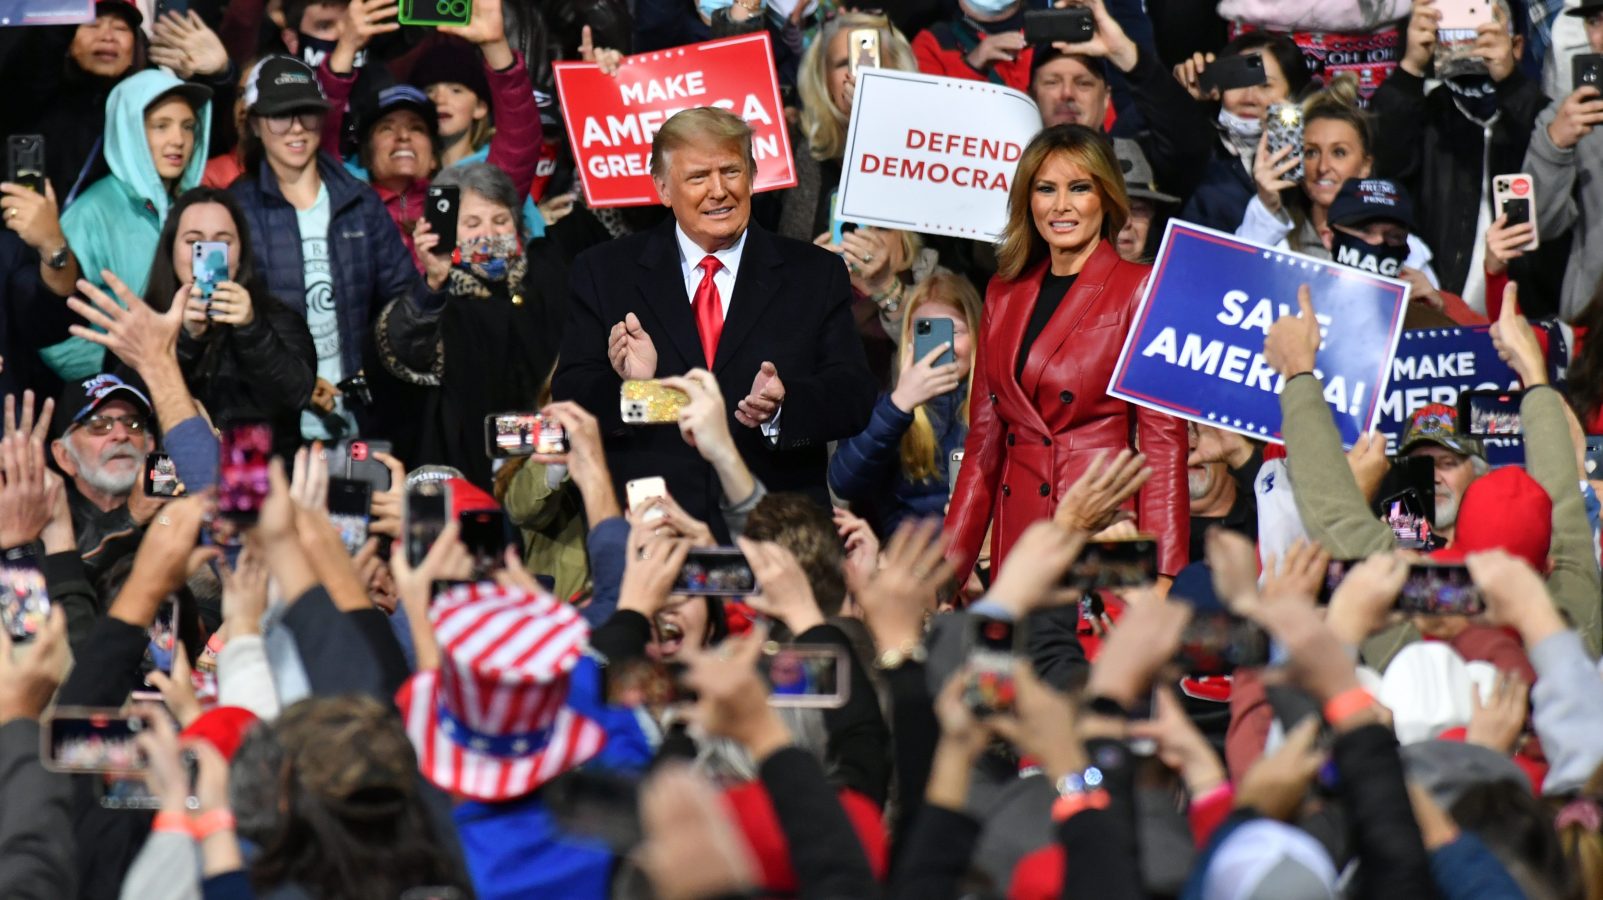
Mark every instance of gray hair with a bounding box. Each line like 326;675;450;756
430;163;525;241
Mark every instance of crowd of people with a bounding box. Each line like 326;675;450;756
1;0;1603;898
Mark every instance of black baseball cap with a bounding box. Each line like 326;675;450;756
244;56;332;117
1564;1;1603;16
52;373;152;439
1327;178;1415;232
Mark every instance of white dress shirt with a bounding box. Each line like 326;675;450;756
671;224;779;437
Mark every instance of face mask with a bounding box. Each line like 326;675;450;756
698;0;732;19
963;0;1018;17
1217;107;1263;141
1445;73;1498;122
710;7;766;37
1330;230;1408;277
298;34;364;70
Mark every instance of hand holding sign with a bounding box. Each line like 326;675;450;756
1488;284;1546;388
1263;285;1320;379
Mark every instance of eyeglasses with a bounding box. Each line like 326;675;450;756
77;414;148;436
261;111;325;136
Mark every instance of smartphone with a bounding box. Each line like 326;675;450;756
1200;53;1267;94
397;0;471;27
405;491;449;568
458;508;508;578
42;708;149;774
328;477;372;554
333;438;394;492
218;420;271;523
143;452;184;498
949;449;964;495
912;317;956;368
484;412;567;458
1022;6;1095;44
1063;538;1159;591
6;134;45;194
1574;53;1603;92
424;185;458;253
0;548;49;642
963;615;1022;717
620;380;690;425
605;657;692;708
829;190;857;246
761;644;849;708
146;601;179;674
1492;174;1539;250
1458;389;1523;437
1174;612;1270;676
1372;456;1436;530
102;750;197;811
1585;435;1602;479
672;547;756;596
1397;563;1484;615
1264;103;1305;185
1317;558;1360;604
1435;0;1493;31
1380;489;1435;550
626;476;669;524
192;240;229;305
848;28;880;76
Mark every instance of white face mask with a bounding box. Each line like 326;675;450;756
1217;107;1263;141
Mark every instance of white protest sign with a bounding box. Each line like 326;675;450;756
836;69;1041;241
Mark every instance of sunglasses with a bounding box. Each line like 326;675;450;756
76;414;149;436
259;111;326;136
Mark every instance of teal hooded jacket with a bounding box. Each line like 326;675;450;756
45;69;212;379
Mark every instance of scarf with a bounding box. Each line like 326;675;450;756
445;234;526;300
1217;108;1263;175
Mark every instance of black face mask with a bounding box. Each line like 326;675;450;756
297;34;365;70
1331;229;1408;277
710;8;766;37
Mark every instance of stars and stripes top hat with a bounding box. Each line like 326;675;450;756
396;582;606;802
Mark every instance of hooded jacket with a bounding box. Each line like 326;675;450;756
46;69;212;380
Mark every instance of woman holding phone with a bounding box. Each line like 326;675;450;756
943;124;1189;588
828;272;979;536
135;187;315;457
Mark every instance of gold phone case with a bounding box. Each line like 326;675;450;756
620;380;690;424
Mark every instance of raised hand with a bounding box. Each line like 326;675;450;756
1488;283;1546;388
608;312;658;380
1263;284;1320;378
736;537;825;635
68;271;184;375
1053;448;1150;534
149;10;229;78
735;362;784;428
846;517;949;651
890;341;961;413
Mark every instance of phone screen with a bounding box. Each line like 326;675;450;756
761;644;848;708
45;709;149;774
146;601;179;674
144;452;183;498
672;548;756;596
218;420;271;522
964;615;1019;716
0;549;50;642
458;508;508;577
405;491;448;568
328;477;372;554
1380;489;1435;550
1318;559;1360;604
1063;539;1159;590
485;413;566;458
1175;612;1270;676
1397;564;1484;615
1585;435;1602;479
1460;391;1523;437
7;135;45;194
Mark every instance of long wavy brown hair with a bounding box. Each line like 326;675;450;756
995;125;1129;281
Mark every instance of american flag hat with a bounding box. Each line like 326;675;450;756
395;582;606;802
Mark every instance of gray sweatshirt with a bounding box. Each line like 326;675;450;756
1524;99;1603;321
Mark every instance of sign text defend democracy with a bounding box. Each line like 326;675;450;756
857;129;1021;191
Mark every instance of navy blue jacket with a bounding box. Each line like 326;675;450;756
828;388;967;537
1178;144;1257;236
229;154;437;388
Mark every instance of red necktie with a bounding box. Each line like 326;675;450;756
693;254;725;367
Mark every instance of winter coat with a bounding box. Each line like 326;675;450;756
829;389;968;537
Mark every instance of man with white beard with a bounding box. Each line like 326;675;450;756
48;374;160;572
1186;422;1260;563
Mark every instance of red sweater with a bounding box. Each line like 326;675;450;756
912;20;1035;92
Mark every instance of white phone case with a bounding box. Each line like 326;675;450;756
1491;173;1539;252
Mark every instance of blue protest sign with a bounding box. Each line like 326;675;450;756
1379;326;1523;464
0;0;93;25
1108;221;1408;448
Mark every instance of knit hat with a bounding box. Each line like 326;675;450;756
180;707;260;761
410;37;490;104
1429;466;1552;569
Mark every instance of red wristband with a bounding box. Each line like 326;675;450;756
152;810;193;837
192;808;236;840
1322;687;1377;726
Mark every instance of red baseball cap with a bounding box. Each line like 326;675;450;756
1429;467;1551;570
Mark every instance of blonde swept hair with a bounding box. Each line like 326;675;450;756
1283;74;1371;254
649;107;755;179
797;12;918;162
995;125;1130;282
896;271;982;482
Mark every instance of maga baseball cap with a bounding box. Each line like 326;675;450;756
52;373;152;438
1327;178;1416;232
243;56;332;117
1399;402;1483;459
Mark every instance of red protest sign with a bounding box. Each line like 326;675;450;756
553;33;797;208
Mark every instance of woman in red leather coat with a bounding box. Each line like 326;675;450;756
945;124;1189;585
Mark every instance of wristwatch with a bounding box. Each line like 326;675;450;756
874;639;927;670
44;244;70;270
